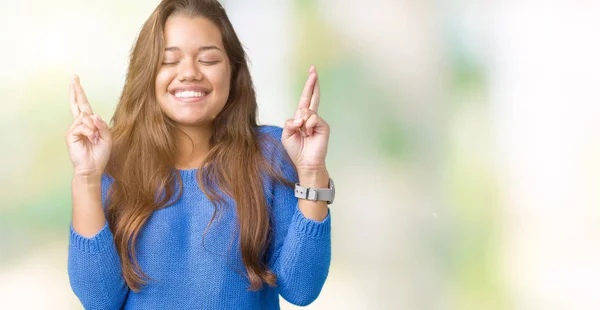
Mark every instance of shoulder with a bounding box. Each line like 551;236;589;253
100;173;116;210
256;125;283;140
101;173;115;191
102;172;115;185
256;125;297;181
256;125;284;158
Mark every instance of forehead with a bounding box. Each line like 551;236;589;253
163;14;224;50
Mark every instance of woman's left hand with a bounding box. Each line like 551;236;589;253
282;65;330;173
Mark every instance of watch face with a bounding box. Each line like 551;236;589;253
329;178;335;204
331;189;335;204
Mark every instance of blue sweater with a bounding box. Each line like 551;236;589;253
68;126;331;309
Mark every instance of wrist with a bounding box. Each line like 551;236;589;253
297;168;329;188
72;174;102;187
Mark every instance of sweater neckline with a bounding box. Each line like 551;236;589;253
175;168;199;185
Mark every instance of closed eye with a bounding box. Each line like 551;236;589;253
161;60;218;66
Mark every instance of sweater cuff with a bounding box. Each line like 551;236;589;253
70;221;114;255
291;205;331;238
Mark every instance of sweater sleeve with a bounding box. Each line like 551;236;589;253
263;126;332;306
68;173;129;310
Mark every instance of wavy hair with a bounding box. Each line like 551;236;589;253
105;0;292;292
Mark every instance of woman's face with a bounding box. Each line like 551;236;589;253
155;14;231;127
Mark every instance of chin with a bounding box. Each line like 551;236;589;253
159;98;222;127
170;113;215;126
171;116;209;126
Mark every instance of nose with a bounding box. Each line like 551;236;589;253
178;58;203;82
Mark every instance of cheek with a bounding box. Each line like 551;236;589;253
210;67;231;98
155;70;172;95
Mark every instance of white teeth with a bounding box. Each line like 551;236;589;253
175;91;205;98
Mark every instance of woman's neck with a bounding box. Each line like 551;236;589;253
174;123;213;170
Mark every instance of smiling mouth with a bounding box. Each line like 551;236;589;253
171;90;209;103
174;90;206;98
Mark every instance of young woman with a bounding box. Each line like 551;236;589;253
65;0;334;309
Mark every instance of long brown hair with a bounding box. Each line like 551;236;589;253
105;0;292;292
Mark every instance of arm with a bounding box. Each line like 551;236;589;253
68;174;129;309
272;64;332;305
296;169;330;222
266;133;332;306
71;175;106;237
66;76;129;309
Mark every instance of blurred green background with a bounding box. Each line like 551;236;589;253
2;1;600;309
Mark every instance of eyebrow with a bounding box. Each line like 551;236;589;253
164;45;223;52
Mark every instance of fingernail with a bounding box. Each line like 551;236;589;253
293;119;302;124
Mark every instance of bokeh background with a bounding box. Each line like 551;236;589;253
1;0;600;309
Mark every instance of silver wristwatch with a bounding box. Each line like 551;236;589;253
294;178;335;205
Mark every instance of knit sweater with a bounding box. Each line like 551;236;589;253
67;125;331;309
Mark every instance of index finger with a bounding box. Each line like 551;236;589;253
309;69;320;113
298;71;317;110
73;75;94;115
69;82;79;118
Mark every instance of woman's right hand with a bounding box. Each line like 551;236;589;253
65;75;112;178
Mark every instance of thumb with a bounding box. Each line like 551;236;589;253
92;114;111;143
281;118;303;141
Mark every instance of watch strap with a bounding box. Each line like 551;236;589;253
294;178;335;204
